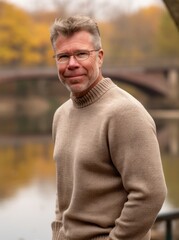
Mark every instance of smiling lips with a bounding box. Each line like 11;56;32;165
65;73;85;78
65;74;86;83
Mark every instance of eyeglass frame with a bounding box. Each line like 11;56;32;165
53;49;101;64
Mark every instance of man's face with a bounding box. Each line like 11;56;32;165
54;31;104;97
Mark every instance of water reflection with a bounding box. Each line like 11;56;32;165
0;136;178;240
162;154;179;208
0;136;55;200
0;136;55;240
0;179;55;240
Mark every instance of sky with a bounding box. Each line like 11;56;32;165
5;0;164;13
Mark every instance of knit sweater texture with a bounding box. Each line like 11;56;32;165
52;78;167;240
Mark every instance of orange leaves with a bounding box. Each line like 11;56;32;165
1;1;178;68
0;2;53;67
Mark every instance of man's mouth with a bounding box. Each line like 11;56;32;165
65;74;84;78
65;74;85;82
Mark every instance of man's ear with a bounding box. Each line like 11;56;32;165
98;49;104;67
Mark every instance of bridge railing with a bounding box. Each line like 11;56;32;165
155;209;179;240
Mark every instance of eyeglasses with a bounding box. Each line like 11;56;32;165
53;49;100;64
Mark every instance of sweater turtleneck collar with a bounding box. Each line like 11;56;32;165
70;78;115;108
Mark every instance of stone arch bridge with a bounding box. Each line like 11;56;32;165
0;67;179;155
0;67;177;97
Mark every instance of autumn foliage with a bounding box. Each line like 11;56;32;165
0;1;179;68
0;2;54;67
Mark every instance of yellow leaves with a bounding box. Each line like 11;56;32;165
98;22;116;63
30;23;54;65
0;2;53;67
1;2;179;67
101;5;179;67
0;47;17;64
0;141;55;199
157;11;179;58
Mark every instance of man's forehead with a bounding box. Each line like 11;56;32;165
55;31;94;50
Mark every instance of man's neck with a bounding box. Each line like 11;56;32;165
73;74;103;98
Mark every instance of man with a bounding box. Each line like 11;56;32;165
50;15;167;240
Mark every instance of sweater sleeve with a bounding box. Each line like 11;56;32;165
51;193;62;240
51;109;62;240
108;103;167;240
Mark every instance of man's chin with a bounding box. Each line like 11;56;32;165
69;84;89;97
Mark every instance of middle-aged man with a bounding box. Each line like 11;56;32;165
50;15;167;240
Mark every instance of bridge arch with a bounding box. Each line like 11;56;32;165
0;67;169;97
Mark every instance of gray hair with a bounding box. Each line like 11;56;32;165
50;15;102;50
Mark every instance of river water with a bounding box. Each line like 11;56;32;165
0;135;179;240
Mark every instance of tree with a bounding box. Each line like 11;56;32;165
156;9;179;62
108;6;164;67
0;2;53;67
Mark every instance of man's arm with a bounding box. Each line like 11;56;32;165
51;109;62;240
51;193;62;240
108;103;167;240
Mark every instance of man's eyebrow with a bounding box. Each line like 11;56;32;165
56;49;88;55
56;51;69;55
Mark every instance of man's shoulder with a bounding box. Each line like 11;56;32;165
104;83;154;123
53;99;72;119
104;83;142;111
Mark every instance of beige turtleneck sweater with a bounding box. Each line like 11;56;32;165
52;78;167;240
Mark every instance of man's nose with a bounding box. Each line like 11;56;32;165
67;55;80;68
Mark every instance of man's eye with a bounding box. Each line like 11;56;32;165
57;54;69;61
76;52;89;59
